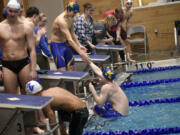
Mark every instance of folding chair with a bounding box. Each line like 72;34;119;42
128;25;147;55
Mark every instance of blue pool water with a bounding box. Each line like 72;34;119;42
84;103;180;132
124;82;180;101
83;67;180;134
130;68;180;82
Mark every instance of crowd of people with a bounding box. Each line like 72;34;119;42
0;0;132;134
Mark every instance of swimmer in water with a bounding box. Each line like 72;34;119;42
88;62;129;116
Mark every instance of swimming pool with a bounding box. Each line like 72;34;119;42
124;81;180;101
83;64;180;135
129;66;180;82
84;102;180;132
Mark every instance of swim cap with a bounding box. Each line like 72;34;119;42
3;7;8;18
25;80;42;95
67;2;80;13
103;68;116;81
7;0;20;9
126;0;132;3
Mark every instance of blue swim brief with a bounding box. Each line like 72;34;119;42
50;42;75;69
94;102;123;118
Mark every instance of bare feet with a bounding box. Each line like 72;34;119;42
33;127;45;134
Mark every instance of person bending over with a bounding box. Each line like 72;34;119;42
25;80;89;135
88;62;129;116
103;7;135;63
93;14;117;45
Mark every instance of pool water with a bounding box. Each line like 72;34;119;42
84;103;180;132
130;68;180;82
83;66;180;134
124;81;180;101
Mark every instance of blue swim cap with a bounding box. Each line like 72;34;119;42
67;2;80;13
103;68;116;81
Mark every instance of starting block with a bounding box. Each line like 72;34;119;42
96;44;126;64
74;54;110;73
37;70;89;93
74;54;110;62
38;70;88;81
96;44;126;51
0;93;53;135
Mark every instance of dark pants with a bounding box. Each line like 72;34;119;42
37;53;50;70
58;107;89;135
109;31;125;61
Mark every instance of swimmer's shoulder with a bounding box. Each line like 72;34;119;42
0;20;7;25
0;20;9;30
101;83;112;92
23;19;34;28
54;16;67;28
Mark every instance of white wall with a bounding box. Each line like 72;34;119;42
28;0;64;38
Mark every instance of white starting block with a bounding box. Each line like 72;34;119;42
0;93;54;135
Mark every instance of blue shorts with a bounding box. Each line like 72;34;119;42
50;42;75;68
94;102;123;118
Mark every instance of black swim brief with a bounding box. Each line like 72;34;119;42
2;57;30;74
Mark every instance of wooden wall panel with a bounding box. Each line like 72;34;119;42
0;0;4;21
63;1;180;51
63;0;122;21
131;3;180;51
122;0;157;7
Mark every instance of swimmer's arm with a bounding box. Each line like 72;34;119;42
89;83;107;105
59;21;91;63
72;33;88;52
89;62;104;79
116;23;121;40
43;105;68;135
107;31;113;38
26;25;37;72
59;20;82;54
116;23;126;45
71;32;81;47
25;21;39;45
86;40;96;49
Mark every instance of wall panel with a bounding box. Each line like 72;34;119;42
0;0;4;21
63;0;122;21
131;3;180;51
62;1;180;51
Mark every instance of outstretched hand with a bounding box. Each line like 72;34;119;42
80;46;87;53
80;52;91;64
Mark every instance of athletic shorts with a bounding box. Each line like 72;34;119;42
94;103;123;118
50;42;75;69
